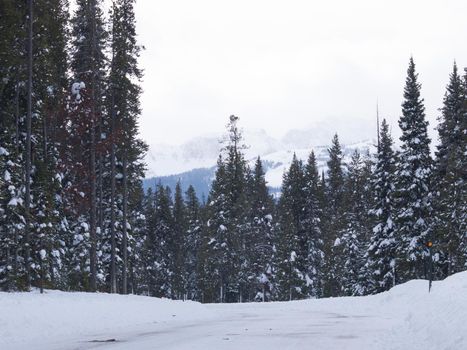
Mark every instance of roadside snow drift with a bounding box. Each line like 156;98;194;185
1;271;466;350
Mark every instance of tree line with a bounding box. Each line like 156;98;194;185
1;1;465;302
1;0;146;293
137;59;465;303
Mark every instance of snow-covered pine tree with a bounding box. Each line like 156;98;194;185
433;63;467;276
303;151;324;298
126;182;146;294
202;155;229;302
238;165;254;302
322;134;346;297
247;157;276;301
28;0;70;291
144;185;175;298
172;181;187;299
276;154;308;300
135;186;155;295
0;1;28;291
63;78;94;291
184;185;202;300
339;150;368;296
203;116;250;302
223;116;250;302
108;0;147;294
461;69;467;268
70;0;108;292
394;57;433;282
366;119;397;293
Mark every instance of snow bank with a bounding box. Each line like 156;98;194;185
1;271;466;350
0;290;212;350
381;272;467;350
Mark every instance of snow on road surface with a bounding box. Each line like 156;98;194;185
1;271;466;350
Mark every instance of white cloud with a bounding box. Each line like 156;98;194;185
132;0;467;145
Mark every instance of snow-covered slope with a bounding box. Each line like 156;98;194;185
145;129;285;178
260;139;376;188
2;271;466;350
144;137;376;197
145;118;378;179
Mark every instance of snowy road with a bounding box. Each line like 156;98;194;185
2;272;466;350
65;301;394;350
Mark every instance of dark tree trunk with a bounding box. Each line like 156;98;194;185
88;0;99;292
24;0;33;290
122;153;128;294
109;93;117;294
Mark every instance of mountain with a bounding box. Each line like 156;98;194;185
145;129;285;178
259;139;376;190
143;123;377;199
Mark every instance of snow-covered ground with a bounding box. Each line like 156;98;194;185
1;272;466;350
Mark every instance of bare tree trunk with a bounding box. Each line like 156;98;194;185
24;0;33;290
122;153;128;294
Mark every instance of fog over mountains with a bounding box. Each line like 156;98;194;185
144;117;381;197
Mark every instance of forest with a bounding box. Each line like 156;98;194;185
0;0;466;304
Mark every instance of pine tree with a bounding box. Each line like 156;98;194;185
0;1;28;291
127;182;147;294
203;155;229;302
184;185;201;300
394;57;433;282
322;134;346;297
70;0;108;292
203;115;250;302
433;63;467;275
247;157;275;301
108;0;147;294
303;151;324;297
223;115;250;302
172;181;186;299
136;187;155;295
367;119;397;293
275;154;308;300
339;150;368;296
144;185;174;297
30;0;70;292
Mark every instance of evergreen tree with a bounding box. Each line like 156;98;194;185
322;134;346;297
127;182;147;294
394;58;433;282
203;156;229;302
108;0;147;294
172;181;186;299
247;157;275;301
70;0;108;292
184;185;202;300
0;1;27;291
29;0;70;292
144;185;174;297
203;115;250;302
339;150;368;296
367;119;397;293
223;115;250;302
303;151;324;297
433;63;467;275
136;187;155;295
275;154;308;300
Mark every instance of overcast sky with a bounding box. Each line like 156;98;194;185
133;0;467;145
